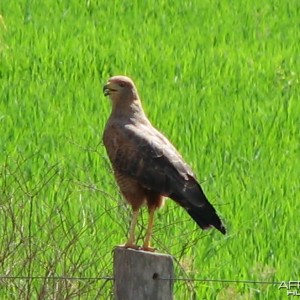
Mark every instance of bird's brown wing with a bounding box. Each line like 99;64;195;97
104;122;204;207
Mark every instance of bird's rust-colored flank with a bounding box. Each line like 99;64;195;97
102;75;226;251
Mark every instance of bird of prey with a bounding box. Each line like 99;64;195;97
102;75;225;251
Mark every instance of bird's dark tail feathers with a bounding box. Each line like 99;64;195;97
186;204;226;235
169;178;226;234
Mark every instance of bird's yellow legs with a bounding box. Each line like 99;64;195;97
124;209;139;249
122;207;156;252
142;206;156;252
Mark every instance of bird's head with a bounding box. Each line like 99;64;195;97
103;76;138;104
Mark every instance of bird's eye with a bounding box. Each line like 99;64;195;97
119;82;125;87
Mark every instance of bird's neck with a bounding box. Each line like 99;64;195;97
111;98;147;122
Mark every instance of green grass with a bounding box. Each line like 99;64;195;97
1;0;299;298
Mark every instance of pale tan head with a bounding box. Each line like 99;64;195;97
103;76;139;104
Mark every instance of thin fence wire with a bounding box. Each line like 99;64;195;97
157;277;282;285
0;276;113;281
0;275;282;285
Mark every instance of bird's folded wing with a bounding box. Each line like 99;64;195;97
105;123;200;200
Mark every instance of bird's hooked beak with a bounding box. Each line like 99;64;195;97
103;82;118;97
103;83;110;96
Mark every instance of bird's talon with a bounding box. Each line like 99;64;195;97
119;243;141;250
141;246;156;252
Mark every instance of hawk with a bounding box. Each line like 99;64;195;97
103;75;226;251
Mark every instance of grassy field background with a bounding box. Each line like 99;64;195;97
1;0;299;299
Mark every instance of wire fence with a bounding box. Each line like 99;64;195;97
0;275;113;281
0;275;282;285
158;277;282;285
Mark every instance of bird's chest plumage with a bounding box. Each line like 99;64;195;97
103;123;131;165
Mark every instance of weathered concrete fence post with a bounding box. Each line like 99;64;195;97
113;248;174;300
